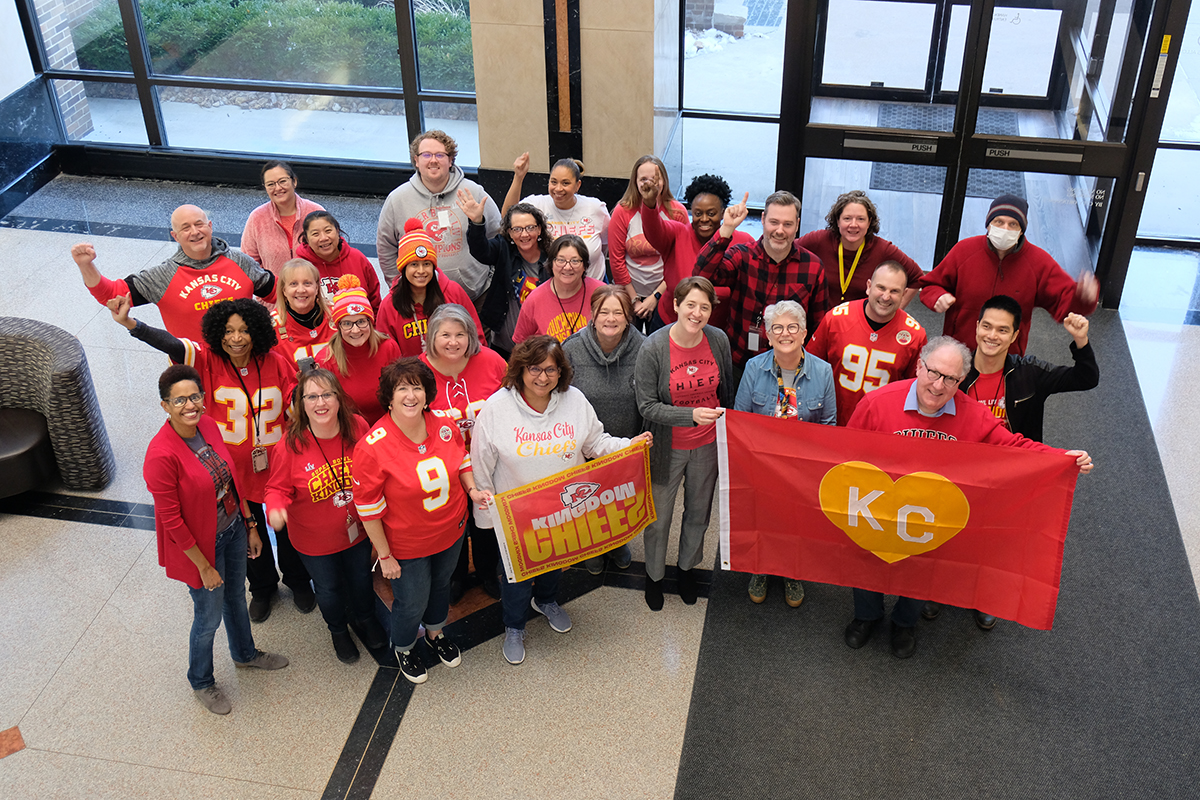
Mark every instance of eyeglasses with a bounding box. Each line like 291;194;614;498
168;392;204;408
527;366;560;377
595;309;626;319
769;323;802;335
264;178;292;190
303;392;336;404
339;318;372;331
921;362;962;388
509;224;539;234
418;152;449;163
553;257;584;267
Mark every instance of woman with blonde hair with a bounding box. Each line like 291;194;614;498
271;258;334;366
316;275;401;424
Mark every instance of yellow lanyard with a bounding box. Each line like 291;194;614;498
838;242;865;299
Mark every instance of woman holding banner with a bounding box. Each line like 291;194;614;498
634;276;734;611
472;335;652;665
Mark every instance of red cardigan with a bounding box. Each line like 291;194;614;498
144;416;243;590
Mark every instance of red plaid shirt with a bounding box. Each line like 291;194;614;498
695;234;828;365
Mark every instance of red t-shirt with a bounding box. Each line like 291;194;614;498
264;416;370;556
179;340;297;503
271;307;334;366
316;337;402;426
669;335;720;449
968;369;1008;429
353;411;471;559
421;348;507;447
375;273;485;357
512;277;605;343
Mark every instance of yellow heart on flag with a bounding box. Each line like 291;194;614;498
818;461;971;563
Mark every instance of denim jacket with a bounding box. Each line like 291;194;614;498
733;349;837;425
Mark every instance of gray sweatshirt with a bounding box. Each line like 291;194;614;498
375;166;502;298
561;325;645;439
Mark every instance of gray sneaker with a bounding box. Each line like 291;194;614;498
502;627;526;665
784;580;805;608
531;598;572;633
194;685;231;715
234;650;290;670
748;574;768;603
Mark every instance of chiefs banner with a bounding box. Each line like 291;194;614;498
716;410;1080;629
489;442;656;583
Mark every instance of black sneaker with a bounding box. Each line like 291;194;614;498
351;616;389;651
397;649;428;684
292;584;316;614
332;630;359;664
425;632;462;667
248;594;272;623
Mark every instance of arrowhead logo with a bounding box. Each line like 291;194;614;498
818;461;970;563
559;481;599;510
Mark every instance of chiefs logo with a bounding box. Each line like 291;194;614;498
559;481;599;510
686;365;699;375
439;425;453;442
200;285;222;300
415;245;429;258
346;303;366;316
896;330;912;345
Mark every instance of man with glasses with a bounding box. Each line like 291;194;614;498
377;130;502;299
71;204;275;343
806;261;927;426
843;336;1093;658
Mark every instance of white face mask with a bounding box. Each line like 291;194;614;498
988;224;1021;252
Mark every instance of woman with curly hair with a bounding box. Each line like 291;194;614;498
637;173;757;332
108;294;311;623
294;210;382;312
316;275;402;425
797;190;923;307
271;258;334;366
375;218;483;357
459;193;552;358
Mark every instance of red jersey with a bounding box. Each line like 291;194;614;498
353;411;471;559
420;348;507;446
806;300;927;426
264;416;370;556
270;307;334;366
316;337;402;426
179;340;298;502
375;273;485;357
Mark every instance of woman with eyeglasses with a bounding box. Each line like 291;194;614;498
376;217;484;357
294;210;382;313
271;258;335;367
109;295;310;624
471;335;653;664
734;300;836;607
458;192;551;358
264;368;388;665
503;152;611;282
316;276;402;426
146;364;289;715
242;160;326;276
512;234;604;344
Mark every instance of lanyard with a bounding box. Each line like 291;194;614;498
232;357;263;445
838;242;865;299
311;427;347;493
552;280;587;338
774;356;802;420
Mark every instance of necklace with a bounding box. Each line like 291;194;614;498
552;279;587;338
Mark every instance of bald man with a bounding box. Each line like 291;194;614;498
72;205;275;342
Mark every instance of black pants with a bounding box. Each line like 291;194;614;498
453;514;500;586
245;501;312;598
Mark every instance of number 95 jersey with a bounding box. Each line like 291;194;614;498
805;299;927;426
352;410;471;559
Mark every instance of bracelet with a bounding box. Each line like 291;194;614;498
379;554;394;561
243;517;258;527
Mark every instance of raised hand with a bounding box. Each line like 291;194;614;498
513;151;530;179
1076;271;1099;306
456;188;484;223
1062;312;1089;346
107;294;136;330
933;293;956;313
720;193;750;237
71;242;97;268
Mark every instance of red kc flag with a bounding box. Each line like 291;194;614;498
716;410;1080;629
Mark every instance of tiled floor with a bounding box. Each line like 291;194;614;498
1;177;1198;798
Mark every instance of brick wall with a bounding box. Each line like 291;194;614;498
32;0;95;138
685;0;714;29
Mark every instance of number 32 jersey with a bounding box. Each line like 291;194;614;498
806;299;927;426
353;410;471;559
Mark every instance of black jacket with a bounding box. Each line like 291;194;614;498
962;342;1099;443
465;220;548;332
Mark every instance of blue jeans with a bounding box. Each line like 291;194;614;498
499;564;562;631
187;518;257;690
389;533;464;652
853;588;921;628
297;537;375;635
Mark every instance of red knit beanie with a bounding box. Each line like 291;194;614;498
329;274;374;328
396;218;437;272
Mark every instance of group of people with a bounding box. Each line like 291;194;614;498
70;128;1103;714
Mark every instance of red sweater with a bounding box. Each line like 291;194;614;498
796;230;923;306
375;272;484;357
608;200;688;288
264;416;370;556
294;239;382;314
917;236;1097;355
317;337;402;426
144;416;243;589
271;306;334;366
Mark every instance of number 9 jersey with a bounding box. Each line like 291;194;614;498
805;299;927;426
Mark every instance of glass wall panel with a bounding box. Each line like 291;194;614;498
161;88;407;161
1138;149;1200;240
135;0;404;88
680;117;779;205
684;0;787;113
415;0;475;93
421;102;479;167
52;80;148;145
33;0;132;72
822;0;936;91
943;5;1061;96
1159;1;1200;143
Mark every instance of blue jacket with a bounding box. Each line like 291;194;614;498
734;349;837;425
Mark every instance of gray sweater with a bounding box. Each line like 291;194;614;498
561;325;646;440
634;325;734;484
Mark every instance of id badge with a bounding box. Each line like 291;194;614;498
251;445;269;473
346;518;360;544
747;326;763;352
437;209;451;229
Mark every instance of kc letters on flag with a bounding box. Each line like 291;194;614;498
716;410;1080;629
489;442;655;583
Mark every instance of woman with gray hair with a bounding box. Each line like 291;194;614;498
734;299;837;607
421;303;508;600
